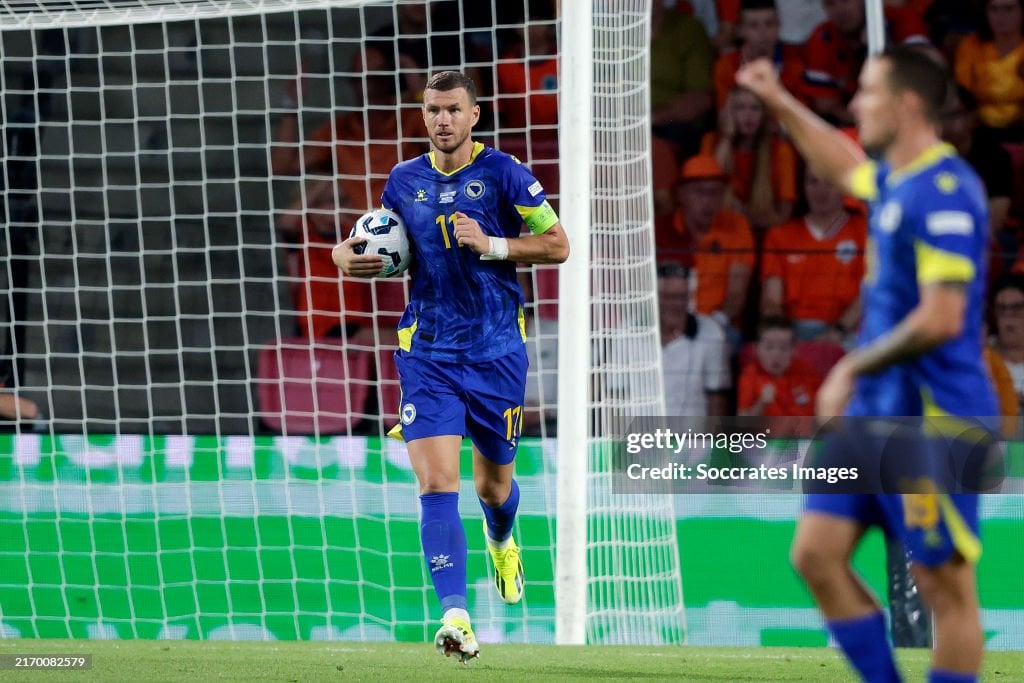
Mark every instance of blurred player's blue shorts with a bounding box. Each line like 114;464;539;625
805;492;980;567
393;346;528;465
804;419;987;566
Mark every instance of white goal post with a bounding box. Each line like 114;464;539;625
0;0;685;646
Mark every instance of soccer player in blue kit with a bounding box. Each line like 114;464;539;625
738;47;996;682
333;71;569;663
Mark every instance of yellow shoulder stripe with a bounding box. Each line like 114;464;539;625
915;240;975;285
848;160;879;200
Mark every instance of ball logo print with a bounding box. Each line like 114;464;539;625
350;208;412;277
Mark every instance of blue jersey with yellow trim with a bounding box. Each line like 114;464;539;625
848;143;997;418
381;141;559;363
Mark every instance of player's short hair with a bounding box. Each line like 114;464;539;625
756;315;794;339
740;0;777;13
878;45;951;124
425;71;478;105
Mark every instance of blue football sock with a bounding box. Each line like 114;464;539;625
827;611;901;683
928;670;976;683
479;479;520;543
419;492;467;613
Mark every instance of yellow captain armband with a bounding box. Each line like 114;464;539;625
848;160;879;201
517;200;560;235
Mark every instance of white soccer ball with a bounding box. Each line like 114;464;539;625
349;208;412;277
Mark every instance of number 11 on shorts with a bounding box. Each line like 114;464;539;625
503;406;523;442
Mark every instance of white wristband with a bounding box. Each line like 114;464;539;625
481;236;509;261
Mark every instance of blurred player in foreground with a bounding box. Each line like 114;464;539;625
738;46;996;683
333;71;569;663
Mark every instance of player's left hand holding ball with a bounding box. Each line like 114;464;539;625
332;237;385;278
452;211;489;254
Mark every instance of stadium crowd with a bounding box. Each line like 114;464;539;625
272;0;1024;430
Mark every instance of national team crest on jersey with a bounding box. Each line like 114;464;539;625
464;180;486;199
401;402;416;425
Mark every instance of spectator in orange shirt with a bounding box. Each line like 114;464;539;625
272;44;424;341
954;0;1024;143
702;85;798;231
991;274;1024;411
276;182;370;340
658;154;756;346
760;169;866;344
738;316;823;417
496;0;558;134
803;0;927;125
713;0;805;110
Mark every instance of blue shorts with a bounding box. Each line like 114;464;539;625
804;420;985;566
393;346;528;465
805;492;980;567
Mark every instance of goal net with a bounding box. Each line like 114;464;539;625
0;0;684;644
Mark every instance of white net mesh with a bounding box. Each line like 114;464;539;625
585;1;684;644
0;0;682;644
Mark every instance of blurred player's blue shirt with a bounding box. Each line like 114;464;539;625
848;142;997;418
381;142;559;363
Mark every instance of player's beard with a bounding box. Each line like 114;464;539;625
431;128;470;155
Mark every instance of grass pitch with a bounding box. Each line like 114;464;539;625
2;640;1024;682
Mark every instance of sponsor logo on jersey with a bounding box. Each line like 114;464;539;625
527;180;543;197
926;210;973;236
414;189;429;202
464;180;486;199
401;402;417;425
439;190;457;204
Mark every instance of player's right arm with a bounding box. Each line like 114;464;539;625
736;59;866;195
